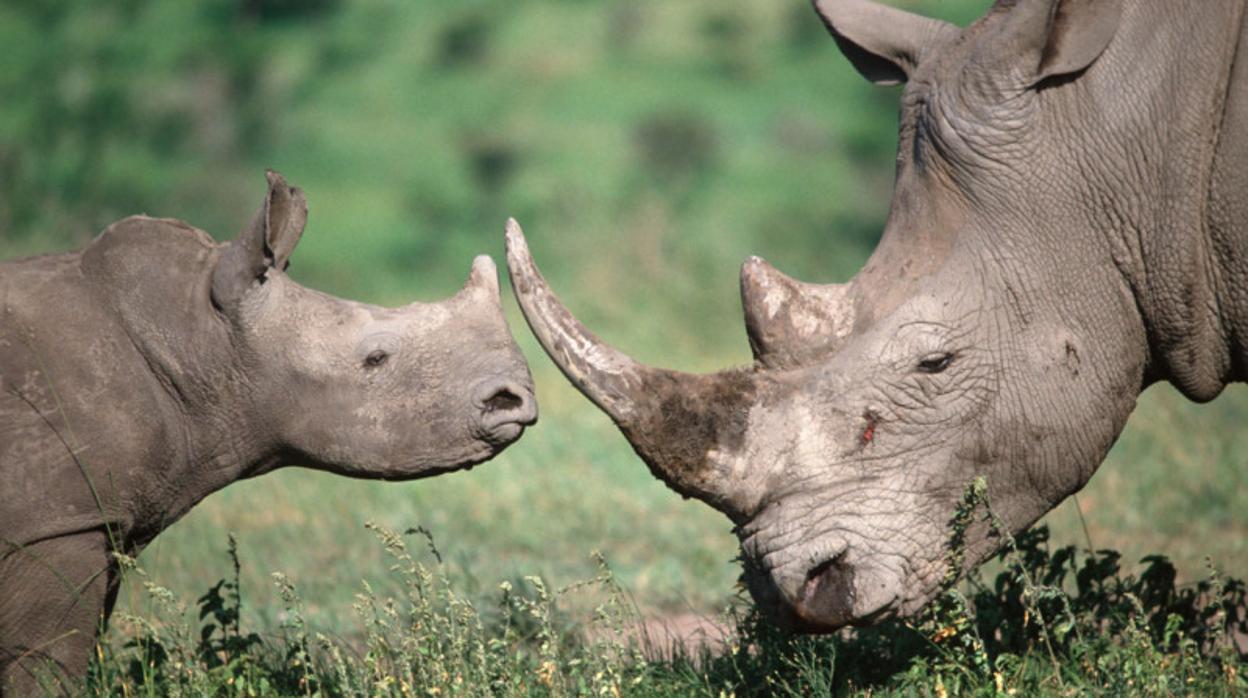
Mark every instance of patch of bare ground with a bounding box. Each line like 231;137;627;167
594;612;733;661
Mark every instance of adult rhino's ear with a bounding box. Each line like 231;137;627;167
812;0;960;85
212;170;308;308
982;0;1123;87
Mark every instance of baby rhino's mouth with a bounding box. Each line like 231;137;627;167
472;377;538;446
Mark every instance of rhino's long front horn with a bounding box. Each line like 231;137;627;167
505;219;760;520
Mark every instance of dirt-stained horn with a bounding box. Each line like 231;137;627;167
504;219;761;521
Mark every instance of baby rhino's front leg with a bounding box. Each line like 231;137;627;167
1;530;116;696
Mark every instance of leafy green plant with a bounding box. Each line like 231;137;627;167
196;536;263;676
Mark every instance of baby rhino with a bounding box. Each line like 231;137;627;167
0;171;536;692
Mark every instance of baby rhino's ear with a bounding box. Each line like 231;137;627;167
212;170;308;308
260;169;308;272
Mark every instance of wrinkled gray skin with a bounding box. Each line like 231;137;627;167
507;0;1248;634
0;171;536;692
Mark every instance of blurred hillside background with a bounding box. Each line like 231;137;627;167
2;0;1245;638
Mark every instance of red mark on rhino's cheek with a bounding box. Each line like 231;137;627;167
860;410;879;447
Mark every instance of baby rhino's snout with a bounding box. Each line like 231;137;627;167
472;375;538;444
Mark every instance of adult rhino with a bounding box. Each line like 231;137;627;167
0;171;536;691
506;0;1248;632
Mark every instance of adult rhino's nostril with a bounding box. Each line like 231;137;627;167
792;555;857;630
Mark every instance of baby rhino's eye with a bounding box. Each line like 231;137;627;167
917;352;954;374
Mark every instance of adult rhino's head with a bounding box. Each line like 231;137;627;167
211;172;536;479
508;0;1162;631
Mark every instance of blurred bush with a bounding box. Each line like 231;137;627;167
436;10;493;68
634;109;719;190
0;0;388;248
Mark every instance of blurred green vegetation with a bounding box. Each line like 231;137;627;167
2;0;1246;653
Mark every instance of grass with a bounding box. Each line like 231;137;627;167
3;0;1248;693
81;483;1247;696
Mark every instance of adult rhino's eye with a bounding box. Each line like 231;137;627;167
917;352;954;374
364;350;390;368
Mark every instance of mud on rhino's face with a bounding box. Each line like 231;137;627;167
508;220;1116;629
728;256;1121;630
729;275;1002;630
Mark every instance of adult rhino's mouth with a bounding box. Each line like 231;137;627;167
790;554;900;632
741;536;902;633
794;554;859;630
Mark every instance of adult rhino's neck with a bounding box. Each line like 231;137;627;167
1205;2;1248;390
79;217;282;544
1077;0;1247;401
